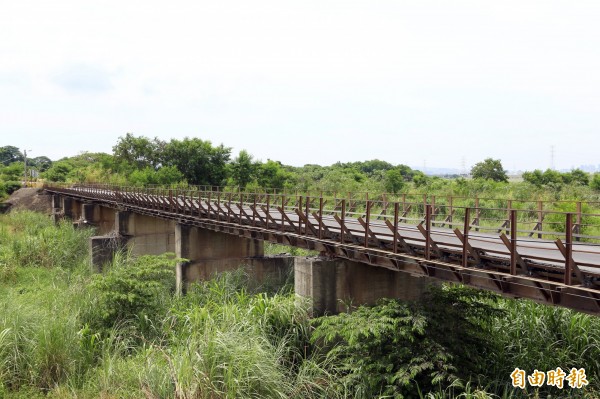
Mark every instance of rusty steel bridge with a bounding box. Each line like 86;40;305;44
44;183;600;315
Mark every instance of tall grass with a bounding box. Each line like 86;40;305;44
1;210;599;398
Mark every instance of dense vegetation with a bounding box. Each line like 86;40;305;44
1;211;599;398
2;135;600;203
2;135;600;397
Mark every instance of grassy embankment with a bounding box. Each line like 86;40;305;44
0;211;599;398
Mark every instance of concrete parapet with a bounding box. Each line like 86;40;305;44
295;257;429;316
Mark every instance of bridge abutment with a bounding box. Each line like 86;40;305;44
295;257;429;316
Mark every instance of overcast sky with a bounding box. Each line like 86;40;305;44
1;1;599;171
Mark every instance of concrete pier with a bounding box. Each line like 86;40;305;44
118;212;176;256
89;235;128;272
53;192;426;311
295;257;429;316
175;224;264;294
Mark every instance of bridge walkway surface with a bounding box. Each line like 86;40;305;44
44;184;600;314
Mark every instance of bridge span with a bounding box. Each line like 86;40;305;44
44;183;600;315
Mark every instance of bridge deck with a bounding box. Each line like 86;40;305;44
45;184;600;314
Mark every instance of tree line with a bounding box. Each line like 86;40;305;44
2;134;600;200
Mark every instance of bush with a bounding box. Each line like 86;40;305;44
311;285;502;397
591;173;600;191
0;180;22;199
84;253;177;337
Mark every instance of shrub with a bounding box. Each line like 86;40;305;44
311;285;502;398
84;253;177;337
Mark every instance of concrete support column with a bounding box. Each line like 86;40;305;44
295;257;429;316
117;212;175;256
62;197;74;219
52;194;61;212
82;203;100;224
115;211;131;235
175;224;192;295
52;195;62;224
89;235;127;272
61;197;83;221
95;206;116;235
175;223;264;295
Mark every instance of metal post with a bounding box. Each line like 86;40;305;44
393;202;399;253
576;202;582;242
266;194;271;228
281;195;285;232
364;200;371;248
239;193;244;225
537;200;543;239
227;193;232;223
449;196;453;226
565;213;573;285
506;200;512;235
207;192;211;219
340;199;346;244
23;149;28;187
475;197;480;231
318;196;323;239
297;196;302;233
510;209;517;275
305;196;310;235
462;207;470;268
425;204;432;260
253;195;257;226
217;192;221;220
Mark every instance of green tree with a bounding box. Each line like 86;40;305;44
566;169;589;186
30;156;53;172
591;173;600;191
112;133;164;171
470;158;508;182
384;169;405;194
163;137;231;186
0;146;23;166
230;150;258;189
541;168;562;185
128;166;185;186
0;162;25;181
257;160;293;189
413;171;429;188
42;161;73;182
522;169;543;186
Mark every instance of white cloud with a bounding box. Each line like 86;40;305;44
0;0;599;169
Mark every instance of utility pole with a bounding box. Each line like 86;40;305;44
23;149;31;187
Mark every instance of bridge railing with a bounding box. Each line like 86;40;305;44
45;183;600;288
44;182;600;242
